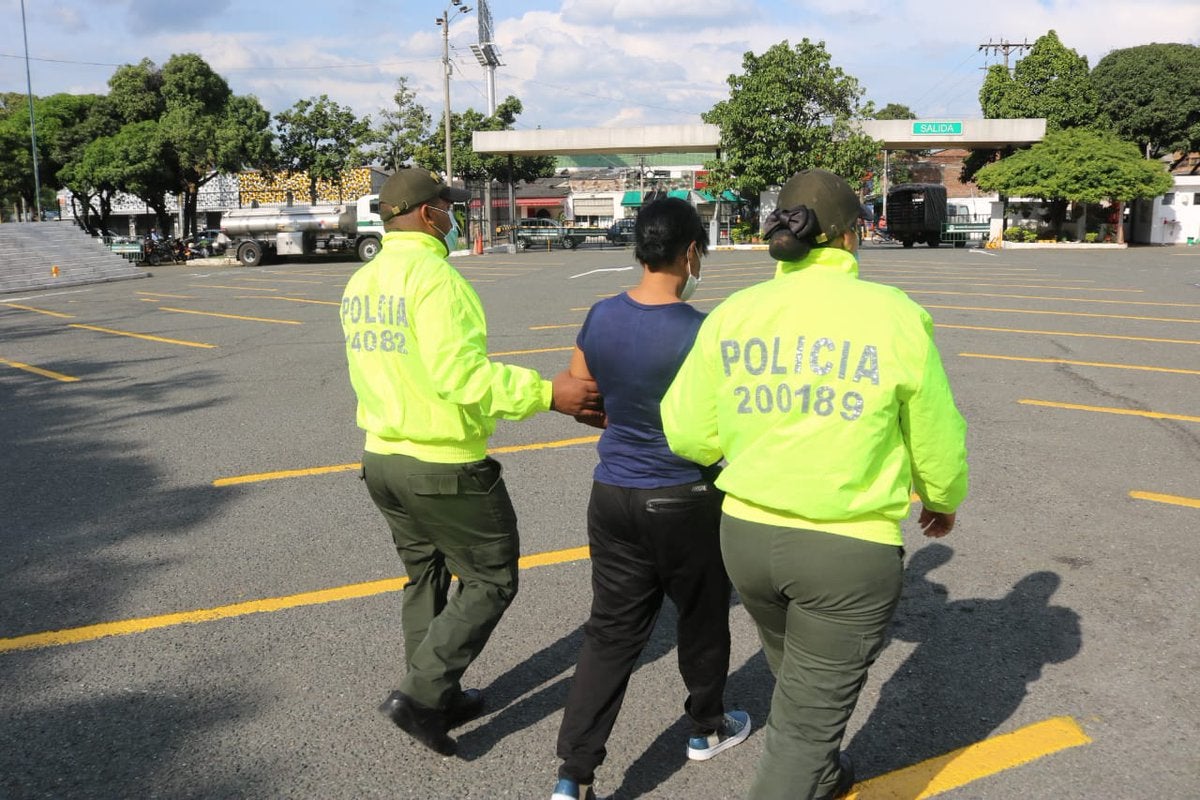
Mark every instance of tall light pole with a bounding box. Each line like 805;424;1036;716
470;0;502;243
20;0;42;222
436;0;471;184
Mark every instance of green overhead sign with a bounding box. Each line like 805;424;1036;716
912;121;963;135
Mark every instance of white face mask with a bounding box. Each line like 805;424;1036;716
679;247;701;301
680;271;700;301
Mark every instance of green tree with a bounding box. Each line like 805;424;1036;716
275;95;372;204
369;77;431;171
965;30;1100;182
975;128;1173;236
873;103;916;120
1092;43;1200;161
414;96;554;244
700;39;880;201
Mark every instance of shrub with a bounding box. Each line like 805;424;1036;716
1084;232;1100;243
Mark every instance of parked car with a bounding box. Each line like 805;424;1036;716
606;217;636;245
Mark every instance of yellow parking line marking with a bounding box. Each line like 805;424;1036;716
1;302;75;319
69;323;217;349
911;290;1197;308
490;346;574;357
926;304;1200;325
530;323;582;330
136;291;194;299
3;546;592;653
936;323;1200;346
236;277;324;284
191;284;280;292
960;352;1200;376
159;307;301;325
212;434;601;487
893;281;1141;293
0;545;592;654
0;357;80;382
251;296;340;306
850;716;1091;799
1129;491;1200;509
1019;399;1200;423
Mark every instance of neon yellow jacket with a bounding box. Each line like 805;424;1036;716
662;247;968;545
342;231;552;463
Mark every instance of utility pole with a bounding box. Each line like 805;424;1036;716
978;39;1032;72
20;0;42;222
436;0;471;184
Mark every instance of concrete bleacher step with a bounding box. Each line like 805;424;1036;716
0;222;148;295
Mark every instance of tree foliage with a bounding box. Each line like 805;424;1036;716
966;30;1100;184
1092;43;1200;160
975;128;1173;234
275;94;372;203
369;77;431;172
873;103;916;120
416;96;554;185
701;39;879;197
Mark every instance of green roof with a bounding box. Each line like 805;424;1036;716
668;189;691;200
621;191;643;207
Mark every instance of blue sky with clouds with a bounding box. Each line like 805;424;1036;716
2;0;1198;134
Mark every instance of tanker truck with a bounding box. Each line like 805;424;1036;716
220;194;384;266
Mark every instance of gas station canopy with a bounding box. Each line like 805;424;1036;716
857;119;1046;149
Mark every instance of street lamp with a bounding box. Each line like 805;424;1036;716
436;0;471;185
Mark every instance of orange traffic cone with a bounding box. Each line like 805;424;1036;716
51;265;60;277
474;231;484;255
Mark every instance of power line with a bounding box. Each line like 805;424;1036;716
978;39;1032;72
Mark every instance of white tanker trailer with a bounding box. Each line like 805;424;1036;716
221;194;384;266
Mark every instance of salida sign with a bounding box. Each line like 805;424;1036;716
912;121;963;136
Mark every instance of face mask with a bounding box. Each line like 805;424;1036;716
680;272;700;301
429;205;460;253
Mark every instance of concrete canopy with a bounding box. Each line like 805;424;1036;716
858;119;1047;149
473;124;721;156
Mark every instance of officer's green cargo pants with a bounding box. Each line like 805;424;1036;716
721;515;903;800
363;452;519;710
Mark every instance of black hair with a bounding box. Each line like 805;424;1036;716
764;205;822;262
634;198;708;271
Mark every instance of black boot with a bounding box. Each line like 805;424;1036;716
378;691;456;756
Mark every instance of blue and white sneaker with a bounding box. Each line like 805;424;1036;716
551;777;596;800
686;710;751;761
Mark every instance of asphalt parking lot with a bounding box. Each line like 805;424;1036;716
2;242;1198;798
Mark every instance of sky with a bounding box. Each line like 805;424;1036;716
2;0;1198;135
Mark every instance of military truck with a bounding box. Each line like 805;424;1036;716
220;194;384;266
886;183;948;248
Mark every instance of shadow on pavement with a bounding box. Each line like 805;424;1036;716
846;543;1083;786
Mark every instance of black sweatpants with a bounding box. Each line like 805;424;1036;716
556;478;732;785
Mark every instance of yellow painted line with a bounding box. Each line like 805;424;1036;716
960;352;1200;376
1130;491;1200;509
926;304;1200;325
213;434;601;487
0;357;80;382
936;322;1200;346
490;346;574;357
893;281;1141;293
529;323;582;330
1019;399;1200;423
214;462;360;487
236;277;324;285
136;291;194;299
253;296;339;306
191;284;280;292
159;307;301;325
850;716;1091;799
0;545;592;654
1;302;75;319
69;323;217;349
911;290;1198;308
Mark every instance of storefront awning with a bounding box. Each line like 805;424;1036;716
668;189;691;200
696;190;742;203
621;191;643;207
